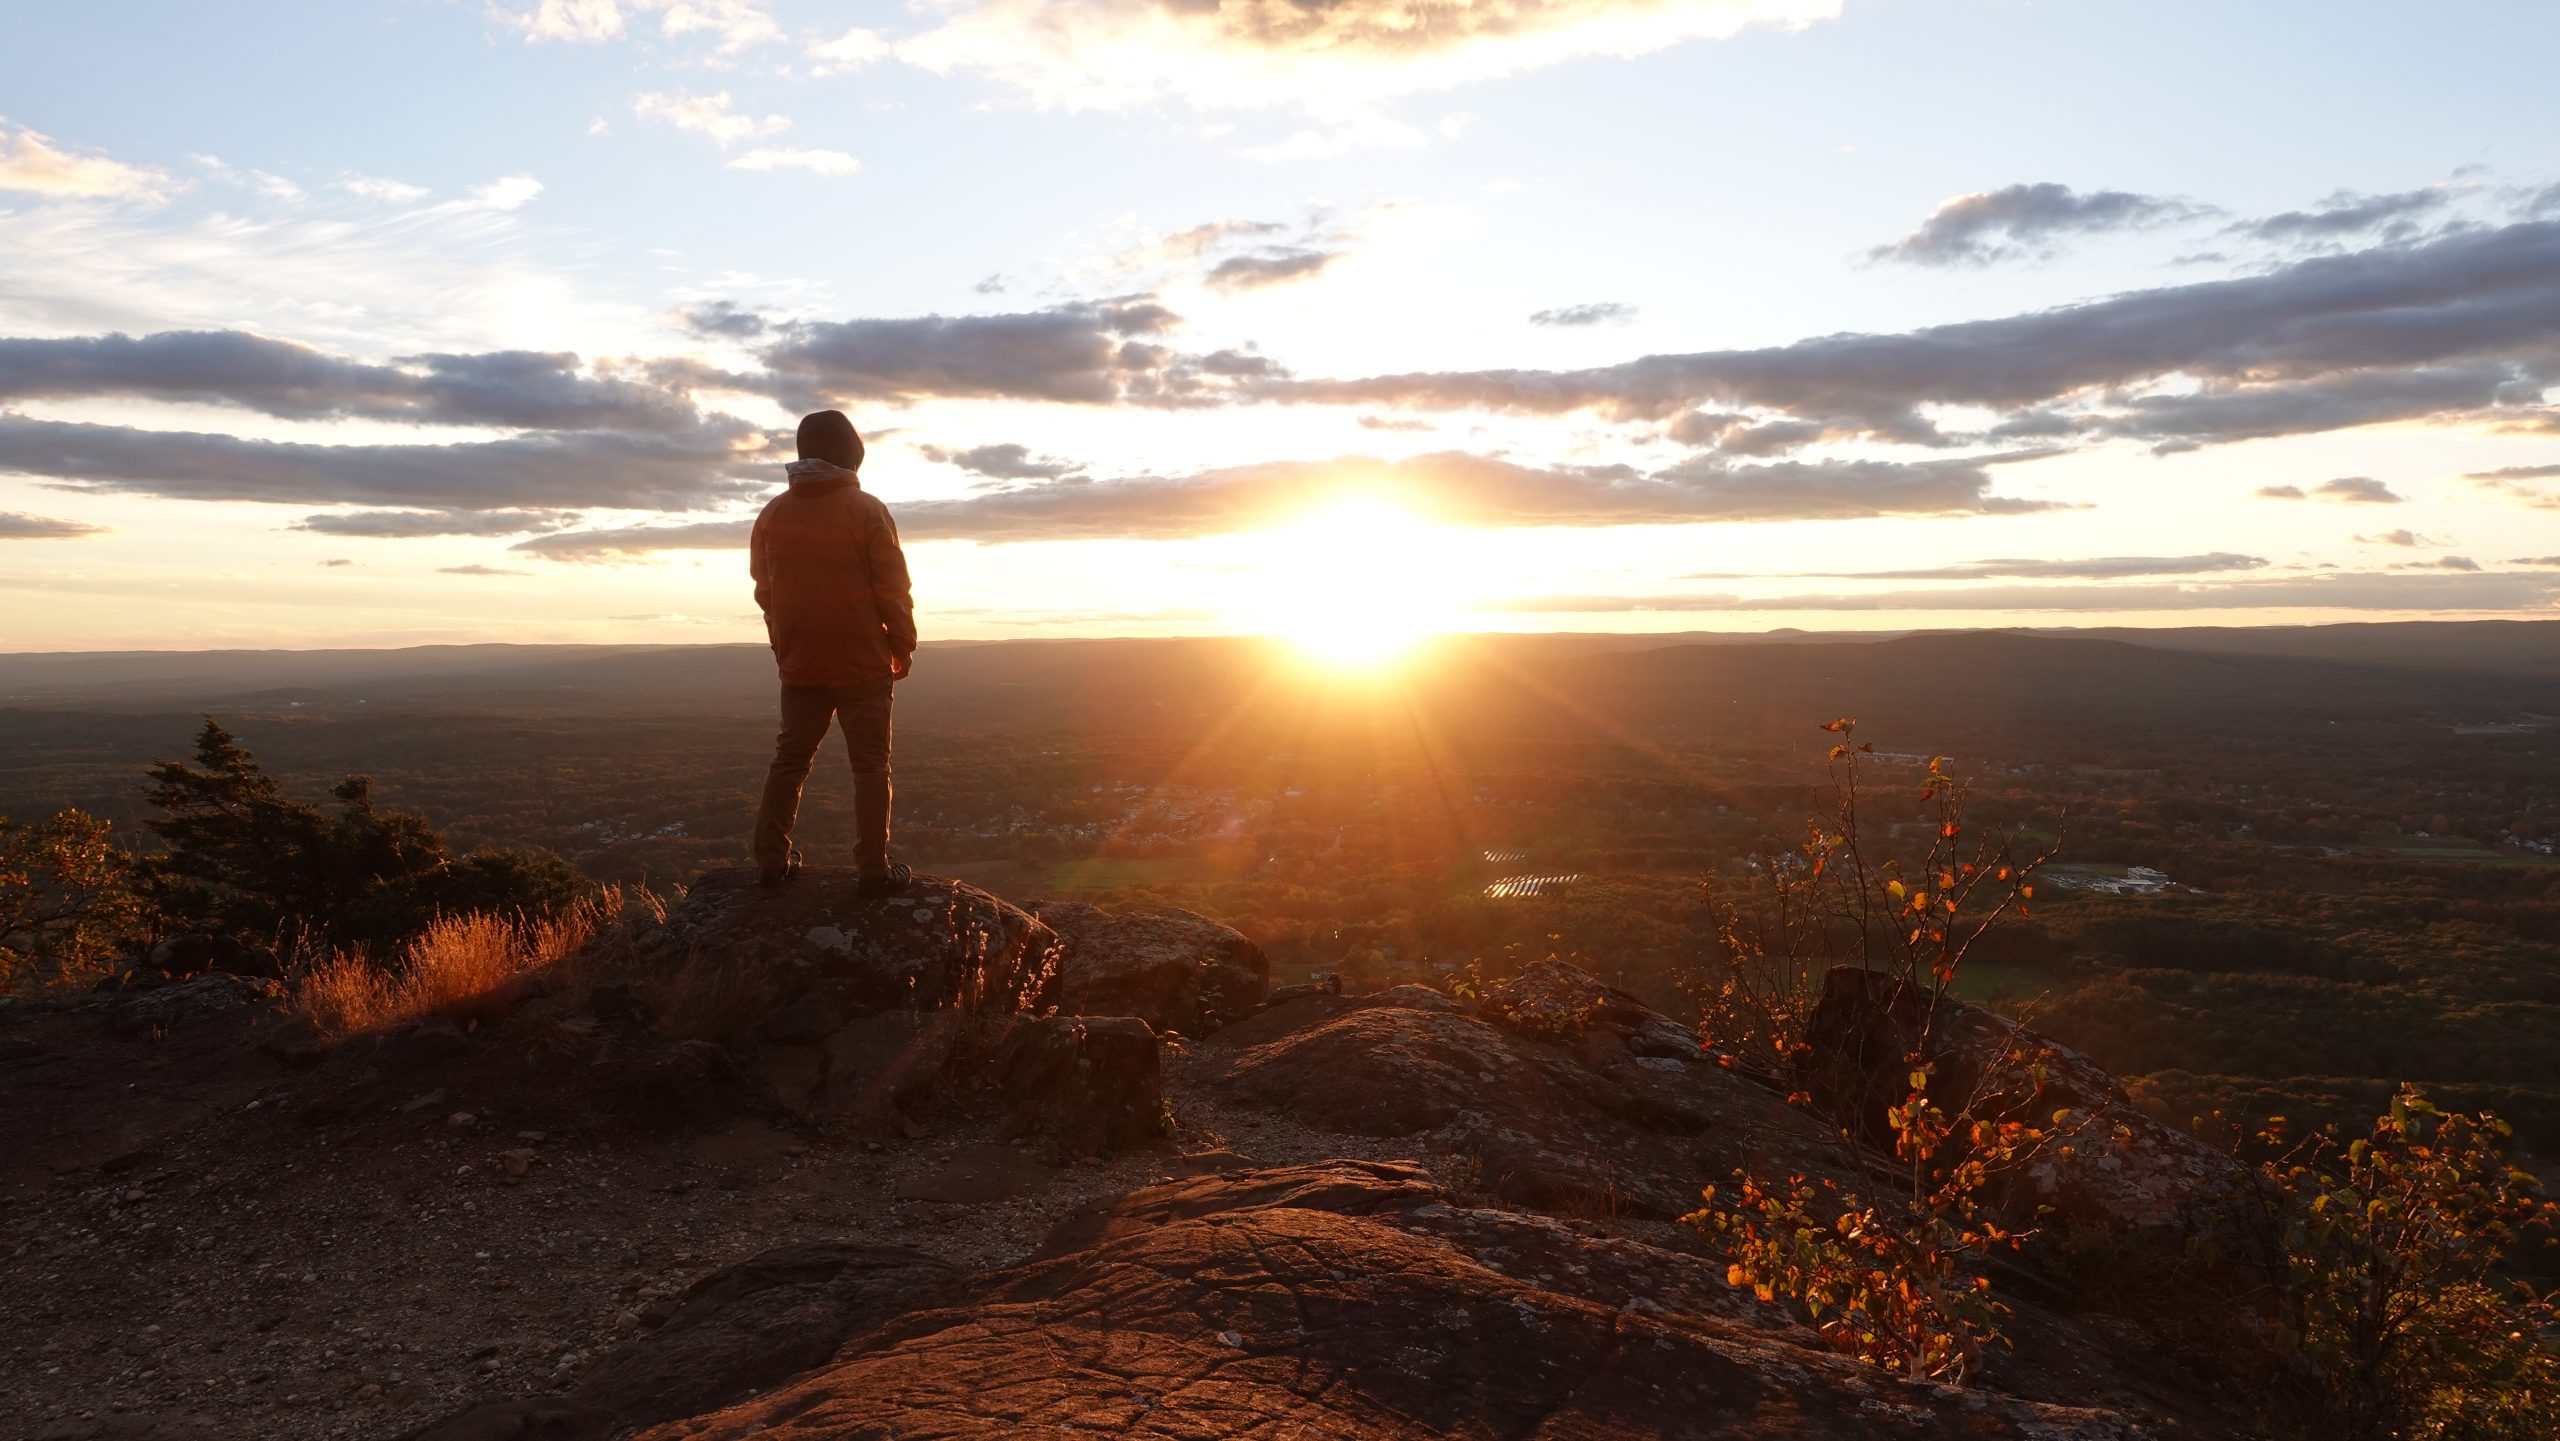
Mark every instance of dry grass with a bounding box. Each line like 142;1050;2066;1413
294;888;665;1037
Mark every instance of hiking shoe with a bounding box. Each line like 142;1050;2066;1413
857;861;913;899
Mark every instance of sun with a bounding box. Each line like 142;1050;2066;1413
1247;500;1466;667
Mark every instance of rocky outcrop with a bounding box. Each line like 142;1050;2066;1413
406;1244;958;1441
596;1161;2173;1440
975;1014;1168;1157
141;931;280;979
1193;962;1847;1218
1477;958;1710;1062
1026;899;1269;1035
628;869;1079;1131
649;868;1060;1016
101;971;283;1039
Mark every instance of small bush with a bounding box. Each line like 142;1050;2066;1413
1688;718;2054;1082
0;807;147;994
1686;719;2058;1384
2262;1087;2558;1440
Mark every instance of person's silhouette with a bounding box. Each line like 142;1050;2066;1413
749;410;915;896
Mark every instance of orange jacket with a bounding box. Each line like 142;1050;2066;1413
750;460;915;687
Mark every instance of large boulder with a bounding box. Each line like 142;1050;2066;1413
611;1162;2186;1440
1475;958;1707;1063
648;868;1060;1016
141;932;279;979
1193;964;1846;1218
405;1244;958;1441
973;1014;1169;1157
101;971;284;1039
629;872;1179;1153
1804;967;2275;1324
1026;899;1269;1035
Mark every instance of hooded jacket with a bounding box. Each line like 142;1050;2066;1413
750;458;916;687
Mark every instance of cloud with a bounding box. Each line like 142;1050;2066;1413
198;162;306;204
633;92;789;148
2511;556;2560;567
755;298;1276;407
466;175;544;211
293;509;577;538
676;301;770;340
0;165;590;353
2313;476;2405;504
0;510;106;539
887;449;2056;537
1682;553;2268;581
505;0;630;42
810;26;891;73
916;442;1083;482
1868;182;2208;266
504;0;780;51
1202;248;1339;291
319;558;354;567
2085;362;2540;454
2394;555;2480;571
337;174;429;203
0;123;169;200
1483;571;2558;614
1529;302;1637;327
890;0;1842;112
2472;471;2560;509
0;330;708;432
650;0;781;50
2354;529;2440;548
2232;187;2451;245
0;414;771;512
1144;219;1288;262
1100;215;1355;291
1260;221;2560;455
2257;477;2403;503
438;564;533;576
2467;463;2560;481
518;448;2058;556
512;517;753;561
729;148;860;176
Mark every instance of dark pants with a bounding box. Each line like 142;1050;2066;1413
754;680;893;873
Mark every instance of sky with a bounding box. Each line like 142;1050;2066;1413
2;0;2558;654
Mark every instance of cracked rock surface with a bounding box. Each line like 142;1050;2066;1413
625;1161;2166;1441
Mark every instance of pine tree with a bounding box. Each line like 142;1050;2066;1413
141;718;582;952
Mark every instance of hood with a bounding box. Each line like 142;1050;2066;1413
785;458;859;488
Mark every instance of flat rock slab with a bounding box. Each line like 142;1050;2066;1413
1192;969;1846;1219
622;1161;2178;1440
409;1244;958;1441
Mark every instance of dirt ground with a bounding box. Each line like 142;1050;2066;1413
0;995;1452;1441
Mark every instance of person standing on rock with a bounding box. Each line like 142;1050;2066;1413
750;409;916;896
